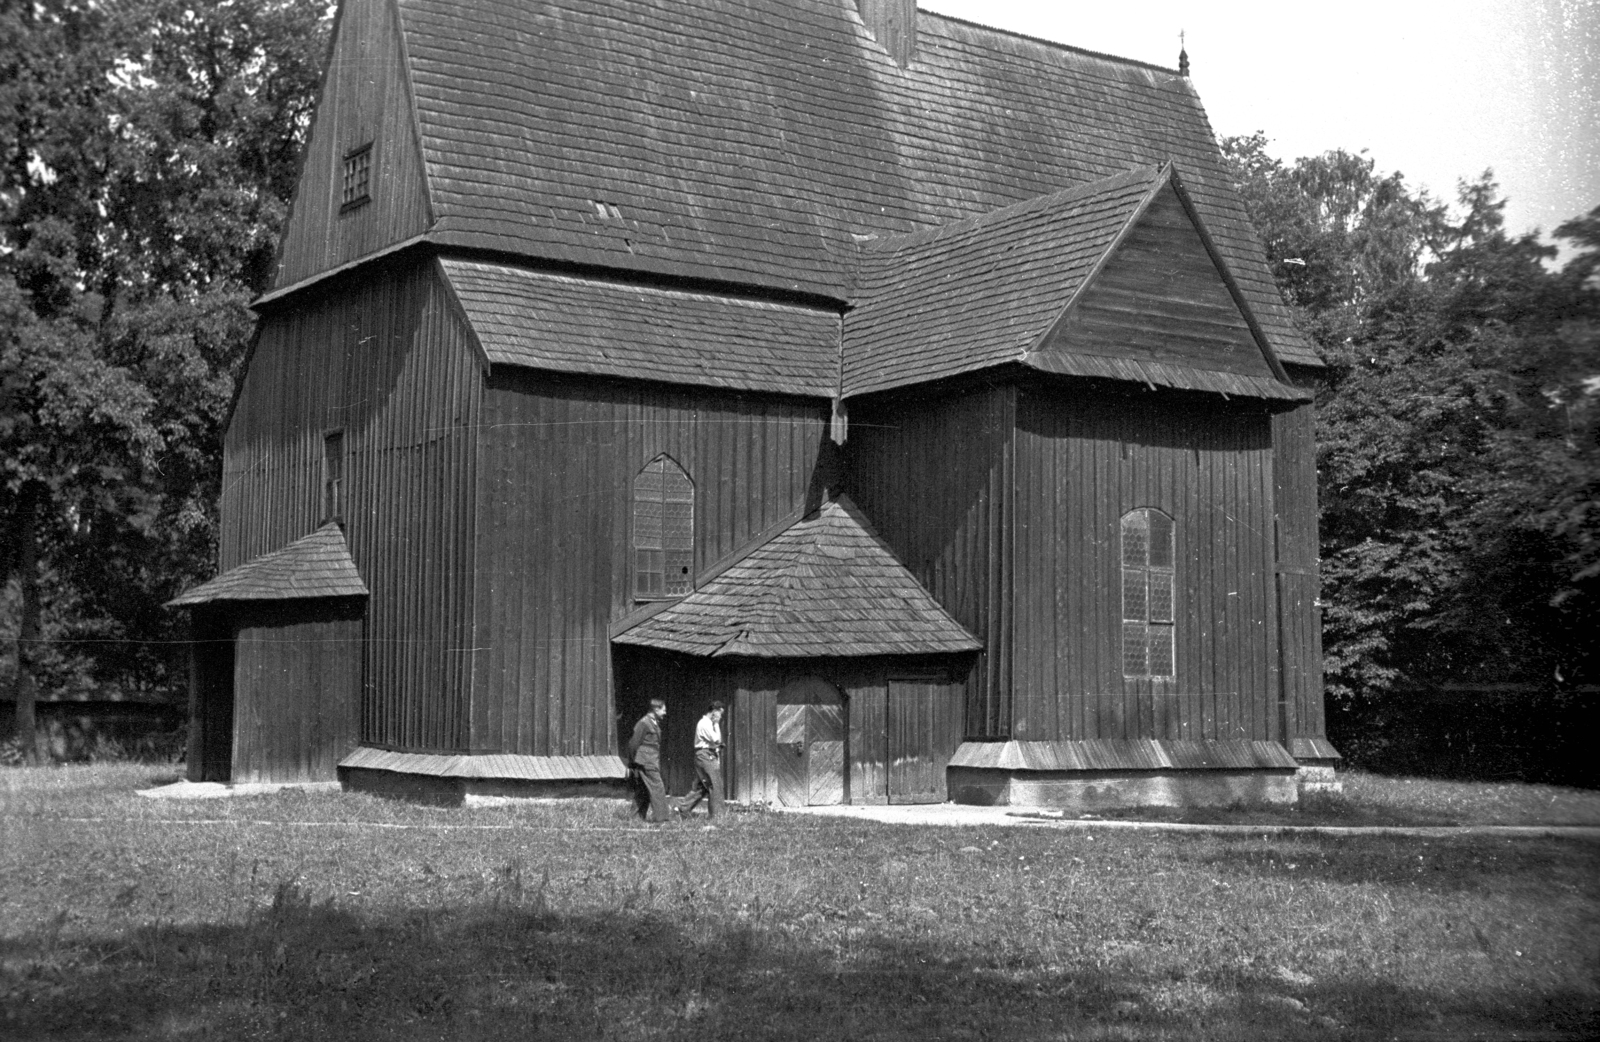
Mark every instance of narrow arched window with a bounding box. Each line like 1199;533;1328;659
1122;508;1175;679
633;455;694;599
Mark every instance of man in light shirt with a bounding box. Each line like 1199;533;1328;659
679;701;725;822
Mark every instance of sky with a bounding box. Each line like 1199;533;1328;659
920;0;1599;248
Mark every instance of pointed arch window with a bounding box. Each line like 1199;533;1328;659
634;455;694;599
1122;508;1175;679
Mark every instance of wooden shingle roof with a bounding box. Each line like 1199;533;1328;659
613;497;981;658
844;165;1309;401
441;260;840;398
167;523;367;606
378;0;1317;368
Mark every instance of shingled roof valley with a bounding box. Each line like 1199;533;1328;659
366;0;1317;368
614;497;981;658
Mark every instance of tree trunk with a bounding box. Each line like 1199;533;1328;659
12;485;42;765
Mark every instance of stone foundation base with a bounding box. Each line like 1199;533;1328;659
1296;763;1343;794
340;766;630;806
947;766;1298;811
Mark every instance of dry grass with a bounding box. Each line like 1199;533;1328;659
2;764;1597;1040
1096;769;1600;827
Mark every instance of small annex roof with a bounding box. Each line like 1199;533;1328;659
441;260;840;398
844;165;1309;402
166;523;368;607
613;497;981;658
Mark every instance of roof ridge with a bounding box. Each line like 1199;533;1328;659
920;10;1184;77
856;165;1162;256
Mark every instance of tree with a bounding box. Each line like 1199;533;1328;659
1;0;327;760
1223;133;1600;698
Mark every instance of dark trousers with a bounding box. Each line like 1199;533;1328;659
682;751;724;818
632;762;670;822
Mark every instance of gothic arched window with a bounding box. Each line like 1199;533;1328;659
1121;507;1175;679
633;455;694;599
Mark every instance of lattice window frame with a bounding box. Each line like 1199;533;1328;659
633;455;695;600
340;142;373;211
1121;507;1175;679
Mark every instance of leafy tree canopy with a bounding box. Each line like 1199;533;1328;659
1224;133;1600;697
1;0;327;751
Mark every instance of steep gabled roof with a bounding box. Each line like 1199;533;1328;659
272;0;1317;368
844;165;1309;401
613;497;981;658
167;523;367;606
845;166;1158;395
441;260;840;397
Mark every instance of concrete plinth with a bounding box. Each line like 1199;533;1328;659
1296;763;1343;794
948;767;1298;811
340;766;628;805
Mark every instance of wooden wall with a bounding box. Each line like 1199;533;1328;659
722;657;966;805
473;373;827;759
845;385;1015;739
272;0;432;290
1271;388;1328;749
1013;386;1280;743
849;378;1285;747
223;258;483;753
613;650;966;803
230;599;365;784
1046;184;1272;380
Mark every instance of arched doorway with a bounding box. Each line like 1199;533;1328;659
774;675;846;806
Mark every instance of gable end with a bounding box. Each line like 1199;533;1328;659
1035;178;1280;382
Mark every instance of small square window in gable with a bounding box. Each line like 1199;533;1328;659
341;143;373;212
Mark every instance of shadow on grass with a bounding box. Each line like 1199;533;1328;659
5;888;1597;1041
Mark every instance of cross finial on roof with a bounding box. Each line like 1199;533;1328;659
1178;30;1189;76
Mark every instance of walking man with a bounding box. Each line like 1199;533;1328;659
627;698;671;823
680;701;725;822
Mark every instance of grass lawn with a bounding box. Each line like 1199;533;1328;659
3;766;1597;1041
1085;769;1600;828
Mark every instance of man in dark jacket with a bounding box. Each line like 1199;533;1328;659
627;699;670;823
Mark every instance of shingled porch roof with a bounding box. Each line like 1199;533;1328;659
166;523;368;607
613;497;981;658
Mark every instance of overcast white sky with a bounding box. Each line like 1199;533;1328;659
921;0;1599;248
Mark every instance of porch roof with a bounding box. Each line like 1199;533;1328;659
613;496;981;659
166;523;368;606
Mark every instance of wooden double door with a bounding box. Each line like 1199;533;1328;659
771;674;952;807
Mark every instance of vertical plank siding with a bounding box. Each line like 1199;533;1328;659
1014;386;1278;743
474;373;826;759
271;0;432;290
714;657;965;805
846;386;1016;740
223;259;482;753
230;601;364;783
849;378;1283;749
1271;392;1329;746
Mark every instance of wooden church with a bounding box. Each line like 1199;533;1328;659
171;0;1339;808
